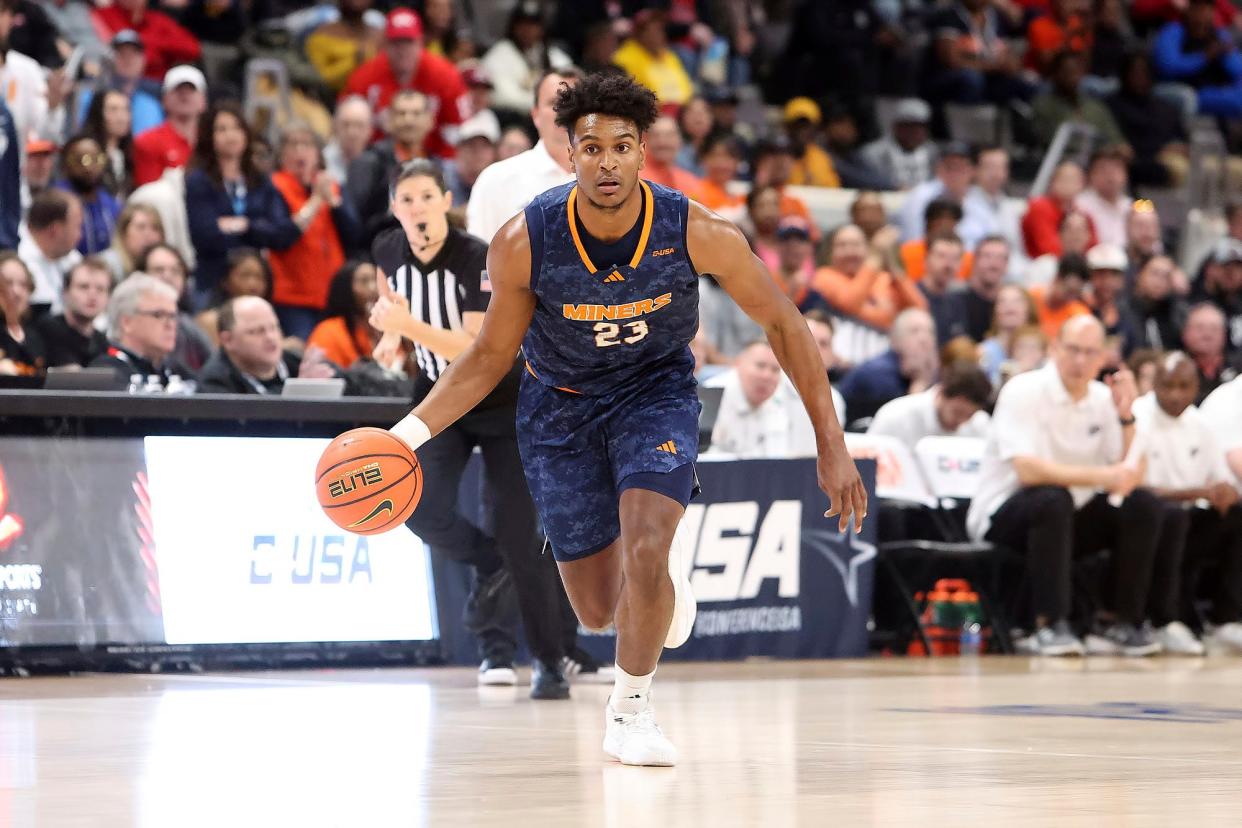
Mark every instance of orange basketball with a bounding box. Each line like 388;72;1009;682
316;427;423;535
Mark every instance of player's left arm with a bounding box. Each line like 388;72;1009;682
687;202;866;532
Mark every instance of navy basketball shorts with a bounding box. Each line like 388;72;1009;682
515;371;701;563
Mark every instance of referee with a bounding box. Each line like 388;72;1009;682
370;159;574;699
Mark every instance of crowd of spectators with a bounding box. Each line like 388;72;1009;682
1;0;1241;655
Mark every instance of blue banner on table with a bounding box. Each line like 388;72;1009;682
438;457;877;665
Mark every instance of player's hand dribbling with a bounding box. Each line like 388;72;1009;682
819;439;867;534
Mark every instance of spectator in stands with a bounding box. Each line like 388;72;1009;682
90;0;201;83
0;253;46;376
306;260;379;371
850;192;899;252
341;8;468;158
0;100;17;251
979;284;1042;385
1130;254;1185;352
868;361;993;449
1135;352;1242;655
186;103;300;311
1026;0;1093;76
813;223;925;333
918;233;972;346
466;69;579;244
1129;348;1163;395
56;135;121;257
76;30;163;138
900;199;975;282
823;104;893;191
1022;161;1094;259
347;90;435;243
803;309;847;383
750;137;813;225
1191;242;1242;354
445;112;499;207
1107;52;1191;187
197;296;336;394
837;307;939;423
675;96;712;175
269;121;362;341
1124;200;1166;285
89;273;189;386
692;130;745;219
18;190;83;316
21;138;56;213
1031;253;1093;340
783;97;839;188
742;184;783;274
35;258;111;368
128;163;194;272
136;242;211;372
101;202;163;282
699;273;763;364
897;142;974;244
324;96;374;186
80;90;134;200
642;115;702;194
922;0;1033;106
1182;302;1241;402
1075;149;1131;248
1085;243;1139;353
132;65;207;187
612;8;694;109
497;125;532;161
703;340;823;458
960;146;1026;277
1032;50;1128;149
971;314;1176;657
771;216;827;315
0;0;69;160
305;0;383;93
423;0;474;64
952;235;1010;342
194;247;271;346
1152;0;1242;119
480;1;573;117
861;98;935;192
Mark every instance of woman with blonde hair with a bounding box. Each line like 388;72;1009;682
979;284;1041;385
102;203;165;281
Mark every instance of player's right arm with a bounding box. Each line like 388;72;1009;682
389;212;536;447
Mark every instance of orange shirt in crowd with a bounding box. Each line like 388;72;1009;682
899;239;974;282
307;316;375;370
1026;14;1092;72
812;264;928;332
1029;285;1091;340
694;179;745;212
778;188;813;226
269;171;346;310
642;164;702;196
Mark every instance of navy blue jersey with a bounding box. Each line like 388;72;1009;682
521;180;699;396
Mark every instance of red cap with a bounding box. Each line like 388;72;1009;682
26;138;56;155
385;8;424;40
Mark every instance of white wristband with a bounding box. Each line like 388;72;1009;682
390;414;432;451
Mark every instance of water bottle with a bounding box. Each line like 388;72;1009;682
143;374;164;394
127;373;144;394
960;620;983;657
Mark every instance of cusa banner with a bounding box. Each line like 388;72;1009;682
579;458;877;662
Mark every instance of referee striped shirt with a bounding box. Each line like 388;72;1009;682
372;225;490;382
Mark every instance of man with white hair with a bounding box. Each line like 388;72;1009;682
836;308;939;423
324;96;374;185
89;273;189;387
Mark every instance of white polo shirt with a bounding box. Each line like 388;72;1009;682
17;225;81;314
966;363;1123;539
1199;376;1242;489
465;140;574;244
703;370;844;459
1132;393;1229;493
867;388;991;452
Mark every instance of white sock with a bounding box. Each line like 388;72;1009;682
610;663;654;714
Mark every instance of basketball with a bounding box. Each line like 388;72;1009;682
315;427;422;535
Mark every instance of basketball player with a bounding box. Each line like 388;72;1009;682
389;73;866;766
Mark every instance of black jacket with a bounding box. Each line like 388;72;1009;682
36;314;109;368
196;348;302;394
88;342;192;387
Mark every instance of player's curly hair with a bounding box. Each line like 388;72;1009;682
553;71;660;140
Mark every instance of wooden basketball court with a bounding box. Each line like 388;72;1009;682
2;657;1240;826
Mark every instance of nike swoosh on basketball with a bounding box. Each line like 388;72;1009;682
348;499;393;528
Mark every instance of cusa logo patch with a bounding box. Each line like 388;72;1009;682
327;464;383;499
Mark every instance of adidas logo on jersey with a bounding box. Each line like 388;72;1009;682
603;271;626;283
657;441;677;454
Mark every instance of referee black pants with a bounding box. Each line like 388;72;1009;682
405;403;568;665
986;486;1168;626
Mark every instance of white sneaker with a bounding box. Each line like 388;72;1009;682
1205;621;1242;653
1154;621;1205;656
664;532;696;648
603;702;677;767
